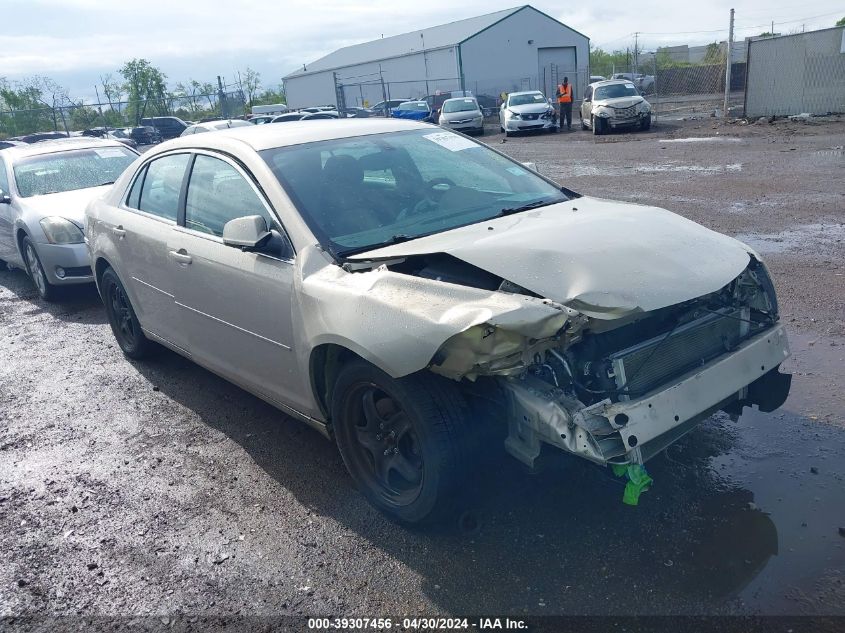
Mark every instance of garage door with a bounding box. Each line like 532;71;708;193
538;47;577;99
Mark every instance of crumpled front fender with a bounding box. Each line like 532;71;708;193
294;245;581;380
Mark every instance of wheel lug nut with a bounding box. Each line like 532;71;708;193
393;447;399;454
379;423;385;430
383;449;391;456
375;434;382;441
389;430;395;438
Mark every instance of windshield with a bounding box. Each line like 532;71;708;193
261;129;569;257
508;93;545;107
595;83;639;99
443;99;479;113
398;102;428;111
13;146;136;197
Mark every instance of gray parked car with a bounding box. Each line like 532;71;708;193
438;97;484;135
0;138;138;300
85;119;791;523
581;79;652;135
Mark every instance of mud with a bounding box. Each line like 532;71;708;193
1;117;844;620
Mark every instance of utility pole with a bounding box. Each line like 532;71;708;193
634;32;639;74
379;65;388;113
217;75;227;118
723;8;735;119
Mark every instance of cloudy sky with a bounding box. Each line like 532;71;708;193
3;0;843;99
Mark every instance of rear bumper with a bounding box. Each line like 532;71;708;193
502;324;791;467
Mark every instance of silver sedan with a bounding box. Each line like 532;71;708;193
438;97;484;135
0;138;138;300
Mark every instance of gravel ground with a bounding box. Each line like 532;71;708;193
1;117;844;626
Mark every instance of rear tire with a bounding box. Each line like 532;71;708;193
21;236;57;301
581;116;588;131
331;359;472;524
101;267;154;359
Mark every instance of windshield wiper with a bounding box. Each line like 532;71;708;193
336;233;415;258
96;181;116;186
497;199;559;216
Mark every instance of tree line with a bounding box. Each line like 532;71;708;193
0;59;286;138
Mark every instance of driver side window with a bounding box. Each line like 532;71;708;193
185;154;275;237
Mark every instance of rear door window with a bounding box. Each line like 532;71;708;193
137;154;190;221
0;157;10;195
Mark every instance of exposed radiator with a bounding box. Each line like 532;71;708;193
610;307;747;399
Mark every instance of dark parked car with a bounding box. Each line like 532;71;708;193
18;131;71;143
344;107;373;118
140;116;188;139
475;94;497;117
371;99;410;116
129;126;162;145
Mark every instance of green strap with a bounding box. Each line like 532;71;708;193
612;464;653;506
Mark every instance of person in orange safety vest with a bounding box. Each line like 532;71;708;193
556;77;573;131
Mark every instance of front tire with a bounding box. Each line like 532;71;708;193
592;116;604;136
640;115;652;131
21;236;57;301
101;267;153;359
332;359;471;524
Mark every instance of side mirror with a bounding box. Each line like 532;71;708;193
0;192;10;205
222;215;271;251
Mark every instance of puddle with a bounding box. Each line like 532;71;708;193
636;163;742;174
734;222;845;254
658;137;742;143
704;406;845;613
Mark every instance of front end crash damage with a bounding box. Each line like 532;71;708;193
298;197;792;479
418;256;792;470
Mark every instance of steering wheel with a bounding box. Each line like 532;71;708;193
427;177;456;195
396;178;456;221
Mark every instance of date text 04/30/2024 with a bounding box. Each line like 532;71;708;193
307;617;528;630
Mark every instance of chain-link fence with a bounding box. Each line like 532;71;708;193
1;90;246;138
643;56;747;121
334;69;590;119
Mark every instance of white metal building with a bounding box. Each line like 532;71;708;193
283;5;590;109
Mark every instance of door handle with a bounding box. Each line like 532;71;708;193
112;225;126;238
169;249;192;265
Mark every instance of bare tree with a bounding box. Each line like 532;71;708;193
240;67;262;107
100;73;125;113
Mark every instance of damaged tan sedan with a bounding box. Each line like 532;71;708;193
85;120;792;523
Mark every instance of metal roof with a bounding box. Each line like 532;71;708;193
284;6;525;79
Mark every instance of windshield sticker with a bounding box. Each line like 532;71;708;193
93;148;127;159
506;166;528;176
423;132;477;152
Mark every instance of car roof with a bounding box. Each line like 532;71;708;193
0;137;129;160
442;96;478;104
145;119;436;155
508;90;543;97
591;79;636;87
